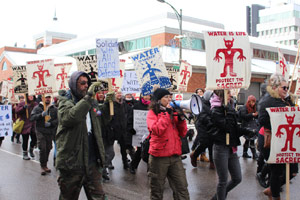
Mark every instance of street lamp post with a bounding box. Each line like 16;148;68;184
157;0;182;65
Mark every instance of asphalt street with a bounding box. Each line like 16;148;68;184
0;136;299;200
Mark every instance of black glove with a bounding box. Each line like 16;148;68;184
23;105;28;109
42;111;48;117
131;129;136;135
45;122;51;127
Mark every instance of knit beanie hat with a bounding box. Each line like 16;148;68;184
153;88;171;101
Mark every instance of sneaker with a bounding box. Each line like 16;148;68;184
108;164;115;170
200;153;210;162
181;155;187;160
190;151;197;167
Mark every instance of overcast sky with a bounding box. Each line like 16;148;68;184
0;0;271;48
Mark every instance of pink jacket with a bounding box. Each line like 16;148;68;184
147;110;187;157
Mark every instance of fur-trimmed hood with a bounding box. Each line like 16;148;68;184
266;85;295;102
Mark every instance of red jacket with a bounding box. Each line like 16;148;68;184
147;110;187;157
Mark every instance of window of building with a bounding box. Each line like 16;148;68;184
182;38;205;51
275;29;278;34
88;49;96;55
2;61;7;71
266;30;269;35
284;27;288;32
124;36;151;51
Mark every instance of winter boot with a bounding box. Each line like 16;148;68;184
242;152;251;158
29;147;35;158
23;151;30;160
200;153;209;162
263;187;272;200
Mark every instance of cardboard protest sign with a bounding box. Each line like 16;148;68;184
111;59;125;91
133;110;149;146
266;107;300;163
0;105;13;137
177;60;192;92
130;47;172;96
96;38;120;79
167;66;179;91
203;31;251;90
26;59;55;96
0;80;8;97
7;81;18;104
276;48;290;82
12;65;28;93
75;55;99;82
294;68;300;96
121;71;140;94
54;63;72;91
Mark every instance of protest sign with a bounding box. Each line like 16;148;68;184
7;81;18;103
96;38;120;79
111;59;125;91
12;65;28;93
203;31;251;90
294;68;300;96
0;105;12;137
75;55;99;82
133;110;149;146
266;106;300;163
276;48;290;82
177;60;192;92
130;47;171;96
121;71;140;94
0;81;8;97
53;62;72;91
26;59;55;96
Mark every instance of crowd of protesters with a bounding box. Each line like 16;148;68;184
0;72;299;200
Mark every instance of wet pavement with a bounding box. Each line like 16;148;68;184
0;136;299;200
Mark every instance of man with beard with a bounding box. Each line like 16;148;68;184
56;71;110;200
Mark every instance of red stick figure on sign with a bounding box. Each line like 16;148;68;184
32;64;51;88
56;68;68;89
180;65;191;85
112;69;123;87
214;38;246;77
279;58;287;77
276;114;300;152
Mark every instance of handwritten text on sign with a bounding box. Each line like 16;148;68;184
133;110;149;146
96;39;120;78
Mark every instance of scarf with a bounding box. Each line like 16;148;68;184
209;93;222;109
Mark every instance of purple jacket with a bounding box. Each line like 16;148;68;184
15;101;37;134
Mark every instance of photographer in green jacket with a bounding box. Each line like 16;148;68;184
56;71;111;200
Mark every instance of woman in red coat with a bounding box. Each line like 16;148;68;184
147;88;189;200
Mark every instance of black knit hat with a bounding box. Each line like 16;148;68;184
153;88;171;101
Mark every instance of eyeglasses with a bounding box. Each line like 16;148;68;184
78;81;88;86
281;86;289;91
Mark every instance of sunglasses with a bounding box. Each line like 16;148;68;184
281;86;289;91
79;81;88;86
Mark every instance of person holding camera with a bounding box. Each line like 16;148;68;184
146;88;190;200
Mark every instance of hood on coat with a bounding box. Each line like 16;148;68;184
68;71;91;100
266;85;295;102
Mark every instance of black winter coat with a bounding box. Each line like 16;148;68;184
239;105;258;140
195;99;213;145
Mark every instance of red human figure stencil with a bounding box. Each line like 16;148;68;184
214;38;246;77
112;69;123;88
32;64;51;88
180;65;191;85
279;58;287;77
56;68;68;89
276;114;300;152
9;88;16;99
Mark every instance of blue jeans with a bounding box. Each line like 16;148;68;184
213;144;242;200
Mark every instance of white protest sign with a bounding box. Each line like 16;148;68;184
7;81;18;104
0;105;13;137
203;31;251;90
12;65;28;94
266;107;300;163
276;48;290;82
294;68;300;96
75;55;99;82
96;38;120;78
177;60;192;92
54;63;72;91
130;47;172;96
0;80;8;97
26;59;55;96
133;110;149;146
111;59;125;91
121;71;140;94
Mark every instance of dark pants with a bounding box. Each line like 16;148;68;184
118;137;128;165
36;131;53;167
131;146;142;169
213;144;242;200
148;155;189;200
21;132;36;151
57;164;106;200
193;141;213;163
